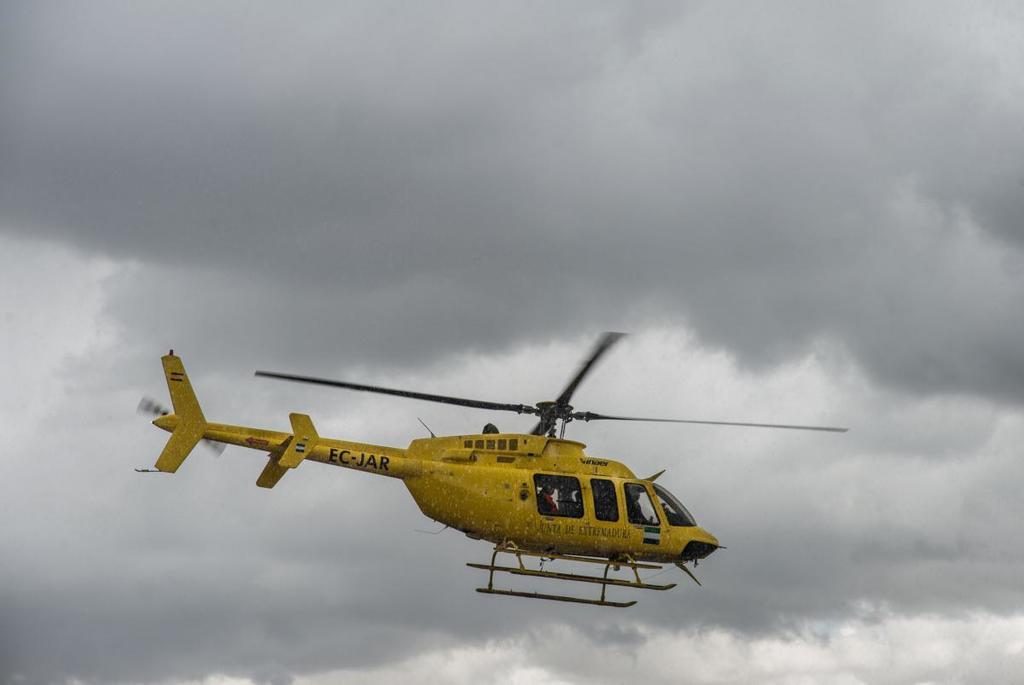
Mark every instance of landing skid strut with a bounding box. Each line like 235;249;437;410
469;542;676;608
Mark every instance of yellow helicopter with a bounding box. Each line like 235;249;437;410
140;333;846;607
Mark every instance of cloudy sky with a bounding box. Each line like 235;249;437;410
2;1;1024;683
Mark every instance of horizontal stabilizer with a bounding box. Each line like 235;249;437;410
279;413;318;468
257;455;289;489
256;413;319;488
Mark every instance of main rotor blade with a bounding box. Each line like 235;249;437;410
554;332;626;407
573;411;848;432
254;371;536;415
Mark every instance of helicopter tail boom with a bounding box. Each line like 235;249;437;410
148;353;413;484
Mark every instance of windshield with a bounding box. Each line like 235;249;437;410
653;483;697;527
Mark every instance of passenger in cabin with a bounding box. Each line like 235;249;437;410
538;484;558;514
565;488;582;517
626;486;646;524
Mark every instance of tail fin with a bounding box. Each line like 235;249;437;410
153;352;208;473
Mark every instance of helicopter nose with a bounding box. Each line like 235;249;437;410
681;528;720;562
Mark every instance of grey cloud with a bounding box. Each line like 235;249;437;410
3;2;1024;407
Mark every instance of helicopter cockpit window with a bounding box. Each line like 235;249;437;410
653;483;697;526
624;483;660;526
591;478;619;522
533;474;584;518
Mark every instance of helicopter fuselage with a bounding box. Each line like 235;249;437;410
154;412;719;564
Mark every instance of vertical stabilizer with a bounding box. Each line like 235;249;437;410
154;352;208;473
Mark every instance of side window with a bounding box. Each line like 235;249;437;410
534;474;584;518
624;483;660;526
590;478;619;522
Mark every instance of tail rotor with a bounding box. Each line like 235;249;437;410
138;395;225;456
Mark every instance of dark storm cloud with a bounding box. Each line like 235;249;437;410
3;2;1024;403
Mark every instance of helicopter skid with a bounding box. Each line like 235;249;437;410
469;543;671;608
475;587;636;608
467;563;676;591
